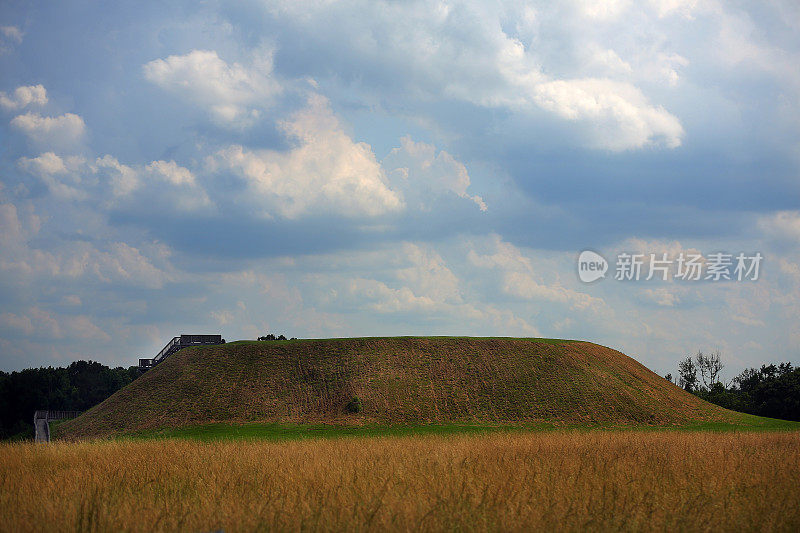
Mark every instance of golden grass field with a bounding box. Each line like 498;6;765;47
2;431;799;532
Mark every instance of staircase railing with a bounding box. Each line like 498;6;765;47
34;410;82;421
139;335;225;372
33;410;81;442
153;336;181;364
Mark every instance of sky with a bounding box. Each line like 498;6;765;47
0;0;799;379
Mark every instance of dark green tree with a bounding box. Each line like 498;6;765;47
676;351;800;422
678;356;698;392
0;361;139;440
696;350;724;391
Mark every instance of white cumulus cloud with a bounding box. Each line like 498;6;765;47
146;160;196;186
18;152;87;200
640;287;680;307
384;136;487;211
0;26;23;54
0;25;23;42
0;84;47;111
10;112;86;149
94;155;140;198
256;1;686;151
145;160;211;210
211;95;403;218
758;211;800;243
532;78;684;150
143;49;282;128
468;234;606;312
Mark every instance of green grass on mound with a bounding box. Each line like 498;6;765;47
107;415;800;442
119;422;548;441
57;337;768;440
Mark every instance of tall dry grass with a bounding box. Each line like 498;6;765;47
1;431;799;532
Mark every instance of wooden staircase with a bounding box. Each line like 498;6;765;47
138;334;225;372
33;410;81;443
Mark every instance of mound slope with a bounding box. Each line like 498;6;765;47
59;337;739;438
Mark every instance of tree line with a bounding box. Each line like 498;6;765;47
666;350;800;422
1;333;296;440
0;361;139;440
4;348;797;439
257;333;296;341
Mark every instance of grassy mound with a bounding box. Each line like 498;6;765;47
58;337;744;439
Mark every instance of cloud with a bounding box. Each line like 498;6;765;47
758;211;800;243
0;308;109;341
211;101;488;220
0;84;47;111
0;201;172;290
19;151;67;175
18;152;210;211
143;49;282;128
94;155;140;198
0;25;23;42
730;314;765;327
640;287;680;307
210;308;235;326
255;1;685;151
575;0;699;20
650;0;700;19
577;0;632;20
612;238;706;281
653;53;690;87
10;112;86;149
324;241;539;334
0;202;40;249
501;271;601;310
395;243;463;304
18;152;88;199
215;270;344;336
0;312;35;335
0;26;23;54
145;160;210;211
146;160;195;186
531;78;684;150
62;295;82;306
468;234;605;311
584;45;634;76
384;136;487;211
250;238;540;335
346;278;438;314
90;242;170;289
210;94;403;218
